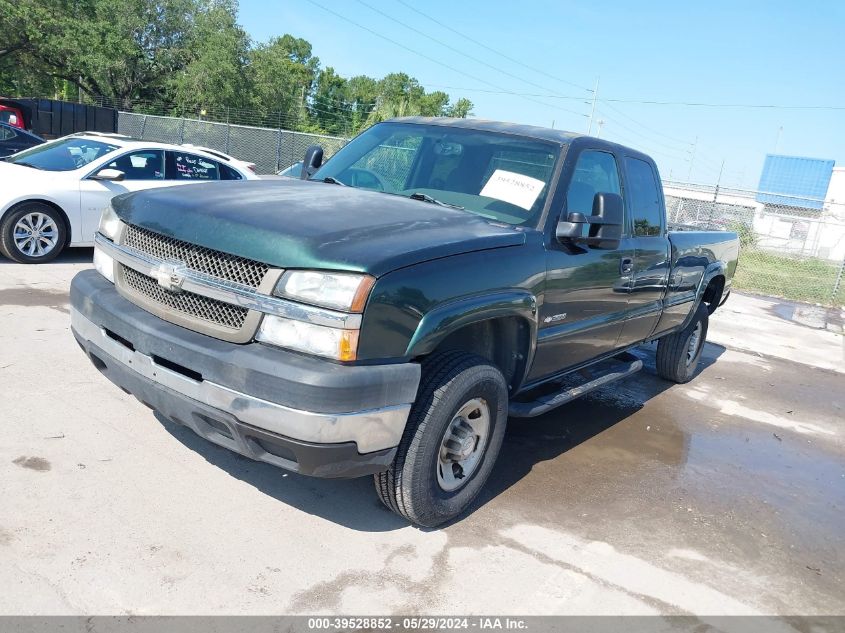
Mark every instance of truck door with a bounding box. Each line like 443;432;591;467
527;148;634;382
616;156;671;346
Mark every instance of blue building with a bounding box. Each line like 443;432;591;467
756;155;835;210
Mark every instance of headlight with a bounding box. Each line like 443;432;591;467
276;270;375;312
93;245;115;283
256;315;359;361
98;204;121;240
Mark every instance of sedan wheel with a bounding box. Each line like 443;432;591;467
0;203;67;264
13;212;60;258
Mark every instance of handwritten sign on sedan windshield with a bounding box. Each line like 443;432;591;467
480;169;545;210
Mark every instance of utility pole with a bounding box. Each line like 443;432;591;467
714;159;725;202
774;126;783;153
596;119;605;138
686;136;698;183
586;77;600;135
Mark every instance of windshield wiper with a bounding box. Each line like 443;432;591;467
319;176;346;186
408;192;464;210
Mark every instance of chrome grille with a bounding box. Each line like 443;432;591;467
123;224;269;288
123;266;248;330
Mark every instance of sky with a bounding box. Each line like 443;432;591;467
236;0;844;189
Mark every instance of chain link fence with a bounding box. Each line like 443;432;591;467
117;112;348;175
664;181;845;306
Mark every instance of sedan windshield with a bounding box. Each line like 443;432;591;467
6;137;120;171
313;122;560;226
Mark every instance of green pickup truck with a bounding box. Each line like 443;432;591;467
71;117;739;527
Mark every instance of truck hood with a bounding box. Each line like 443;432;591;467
112;179;526;276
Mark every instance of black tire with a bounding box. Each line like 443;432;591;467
0;202;67;264
656;301;709;383
374;351;508;528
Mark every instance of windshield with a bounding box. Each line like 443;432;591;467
6;137;120;171
313;122;560;226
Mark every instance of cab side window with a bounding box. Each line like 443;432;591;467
566;150;621;215
625;157;663;236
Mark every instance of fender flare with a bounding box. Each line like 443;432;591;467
679;262;726;329
698;261;727;297
405;290;538;383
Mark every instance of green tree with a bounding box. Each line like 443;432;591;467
418;90;450;116
365;73;423;125
171;0;251;113
248;34;319;127
447;97;474;118
0;0;200;106
364;74;472;129
310;66;348;135
342;75;378;133
0;2;475;135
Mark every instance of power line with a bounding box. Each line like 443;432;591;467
393;0;592;93
595;101;731;175
409;83;845;111
594;107;694;159
596;123;720;179
602;98;845;110
422;83;585;100
304;0;588;121
597;99;693;148
355;0;553;97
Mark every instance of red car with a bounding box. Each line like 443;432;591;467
0;101;26;129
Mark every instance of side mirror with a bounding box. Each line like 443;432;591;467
301;144;324;180
91;168;125;182
556;192;624;248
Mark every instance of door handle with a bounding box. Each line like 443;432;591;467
620;257;633;275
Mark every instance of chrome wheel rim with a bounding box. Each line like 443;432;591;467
436;398;490;492
686;322;703;366
13;212;59;258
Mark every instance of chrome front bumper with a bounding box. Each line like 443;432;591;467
72;307;411;454
70;268;421;478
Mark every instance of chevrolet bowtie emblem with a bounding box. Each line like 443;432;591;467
154;262;187;293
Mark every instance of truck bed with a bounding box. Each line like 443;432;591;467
668;229;740;293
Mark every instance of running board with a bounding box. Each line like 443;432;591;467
508;352;643;418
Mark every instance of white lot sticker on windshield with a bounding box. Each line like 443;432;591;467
480;169;546;210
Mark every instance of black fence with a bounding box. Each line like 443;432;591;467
1;98;117;138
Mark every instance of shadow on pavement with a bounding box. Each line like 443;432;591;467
155;342;725;532
0;246;93;265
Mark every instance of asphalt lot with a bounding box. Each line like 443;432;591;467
1;249;843;616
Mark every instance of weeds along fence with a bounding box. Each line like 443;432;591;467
118;111;348;175
115;110;845;306
664;181;845;306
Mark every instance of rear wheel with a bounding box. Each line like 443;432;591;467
656;301;709;383
0;203;67;264
375;351;508;527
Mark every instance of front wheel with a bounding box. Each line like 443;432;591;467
0;203;67;264
656;301;709;383
374;351;508;527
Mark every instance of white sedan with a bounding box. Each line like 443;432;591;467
0;133;259;263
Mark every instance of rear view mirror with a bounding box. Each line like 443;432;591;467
556;192;624;248
91;168;125;182
301;145;324;180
